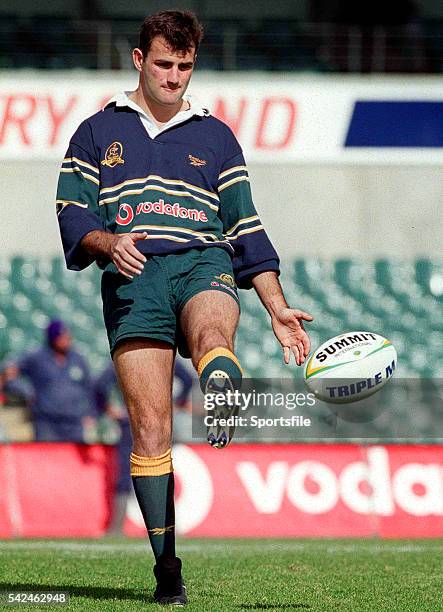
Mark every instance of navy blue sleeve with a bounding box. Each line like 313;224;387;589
56;120;104;271
217;148;280;290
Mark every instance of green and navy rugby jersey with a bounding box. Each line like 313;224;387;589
56;93;279;289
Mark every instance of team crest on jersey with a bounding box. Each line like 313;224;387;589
188;154;206;167
215;273;235;288
101;141;125;168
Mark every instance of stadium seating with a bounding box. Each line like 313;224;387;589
1;256;441;380
0;14;442;73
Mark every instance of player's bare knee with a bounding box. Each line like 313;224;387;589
132;435;171;458
132;421;171;457
193;328;234;366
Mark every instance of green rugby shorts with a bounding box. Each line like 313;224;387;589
101;246;240;357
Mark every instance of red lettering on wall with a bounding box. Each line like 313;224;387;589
0;95;37;145
213;98;247;138
46;95;77;146
255;97;296;150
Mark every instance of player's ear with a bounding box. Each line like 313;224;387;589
132;48;144;72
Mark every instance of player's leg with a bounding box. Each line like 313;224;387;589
180;290;243;448
180;289;240;367
113;338;186;605
113;338;174;456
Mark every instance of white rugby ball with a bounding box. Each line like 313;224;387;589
304;331;397;403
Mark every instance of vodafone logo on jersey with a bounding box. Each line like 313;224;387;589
115;200;208;226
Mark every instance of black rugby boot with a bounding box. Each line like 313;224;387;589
153;555;187;606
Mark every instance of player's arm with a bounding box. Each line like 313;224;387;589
251;270;313;366
57;120;147;278
56;120;106;271
217;151;280;288
80;230;147;279
217;135;312;365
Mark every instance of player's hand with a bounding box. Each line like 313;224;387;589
110;232;148;279
271;308;313;366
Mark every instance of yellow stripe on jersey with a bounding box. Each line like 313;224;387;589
225;215;260;236
144;234;189;243
62;157;99;174
226;225;264;240
56;199;88;208
129;227;232;248
218;175;250;192
131;224;220;241
56;200;88;215
99;174;219;202
218;165;248;181
59;167;100;186
100;184;219;212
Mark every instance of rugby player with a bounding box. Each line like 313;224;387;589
56;10;312;606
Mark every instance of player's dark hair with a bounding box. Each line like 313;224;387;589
138;10;204;57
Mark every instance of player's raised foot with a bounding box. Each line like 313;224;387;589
153;556;187;606
205;369;239;449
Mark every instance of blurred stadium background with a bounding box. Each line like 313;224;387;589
0;0;442;546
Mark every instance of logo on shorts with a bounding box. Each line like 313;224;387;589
101;142;125;168
188;154;206;167
215;273;235;288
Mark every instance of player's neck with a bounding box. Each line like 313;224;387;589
129;90;189;127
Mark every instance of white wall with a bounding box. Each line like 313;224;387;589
250;164;442;258
2;161;63;257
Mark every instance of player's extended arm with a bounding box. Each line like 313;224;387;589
251;271;313;366
80;230;148;279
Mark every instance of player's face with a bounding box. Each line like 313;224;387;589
136;36;196;109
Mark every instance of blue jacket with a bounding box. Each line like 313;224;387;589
16;347;94;423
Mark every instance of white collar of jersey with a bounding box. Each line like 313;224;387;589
105;91;209;138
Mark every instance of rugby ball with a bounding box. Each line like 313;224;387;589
304;331;397;403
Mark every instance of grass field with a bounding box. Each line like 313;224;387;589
0;538;442;611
